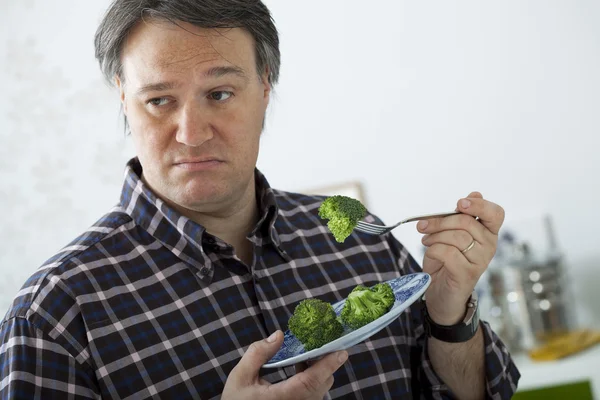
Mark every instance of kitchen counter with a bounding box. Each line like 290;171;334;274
513;344;600;396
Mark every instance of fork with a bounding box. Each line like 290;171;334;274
355;211;461;235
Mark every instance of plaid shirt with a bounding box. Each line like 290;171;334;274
1;158;519;399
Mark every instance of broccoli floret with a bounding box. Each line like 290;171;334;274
340;283;395;329
288;298;344;351
318;195;367;243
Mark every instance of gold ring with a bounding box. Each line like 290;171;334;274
461;240;476;254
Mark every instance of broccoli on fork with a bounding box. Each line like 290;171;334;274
288;298;344;351
318;195;367;243
340;283;395;329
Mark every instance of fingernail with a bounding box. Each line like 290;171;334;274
267;331;278;343
338;351;348;363
417;220;429;231
421;234;429;244
460;199;471;209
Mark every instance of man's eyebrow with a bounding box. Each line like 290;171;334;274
135;81;178;96
135;66;248;96
204;65;248;80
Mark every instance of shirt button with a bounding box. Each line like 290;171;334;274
200;267;210;275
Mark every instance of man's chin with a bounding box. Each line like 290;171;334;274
172;188;231;212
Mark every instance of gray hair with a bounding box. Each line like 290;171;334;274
94;0;280;87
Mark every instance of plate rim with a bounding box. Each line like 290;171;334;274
263;272;431;368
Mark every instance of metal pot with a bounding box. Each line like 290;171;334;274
484;243;576;352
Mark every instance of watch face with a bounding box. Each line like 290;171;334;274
464;301;478;325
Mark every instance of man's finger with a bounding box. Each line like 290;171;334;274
424;243;482;284
295;361;309;374
454;192;482;211
421;230;473;252
422;230;493;265
456;195;505;235
417;213;489;245
274;350;348;396
231;331;283;384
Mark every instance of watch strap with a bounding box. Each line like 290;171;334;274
423;291;479;343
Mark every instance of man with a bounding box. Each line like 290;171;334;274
0;0;520;399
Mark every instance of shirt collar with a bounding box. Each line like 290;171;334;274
251;168;282;250
119;158;285;267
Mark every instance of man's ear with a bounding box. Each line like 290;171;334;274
115;75;127;115
261;67;272;105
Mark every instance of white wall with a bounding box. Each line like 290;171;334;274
1;1;598;327
259;0;600;327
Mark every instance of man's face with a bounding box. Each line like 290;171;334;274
118;21;271;215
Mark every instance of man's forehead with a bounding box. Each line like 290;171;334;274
122;20;255;79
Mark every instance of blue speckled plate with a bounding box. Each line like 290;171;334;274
263;272;431;368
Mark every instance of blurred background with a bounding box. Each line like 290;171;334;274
1;0;599;398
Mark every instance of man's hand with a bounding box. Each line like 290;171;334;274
419;192;505;325
222;330;348;400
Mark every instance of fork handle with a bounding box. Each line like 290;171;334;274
401;211;460;224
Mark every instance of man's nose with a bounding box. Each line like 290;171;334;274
175;105;214;147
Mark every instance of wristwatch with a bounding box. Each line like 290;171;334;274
423;291;479;343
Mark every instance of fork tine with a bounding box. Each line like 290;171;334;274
356;221;385;229
355;221;387;235
357;226;387;234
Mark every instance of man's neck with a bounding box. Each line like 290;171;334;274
163;177;260;266
199;195;259;265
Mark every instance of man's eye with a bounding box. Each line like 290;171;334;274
147;98;169;107
209;91;233;102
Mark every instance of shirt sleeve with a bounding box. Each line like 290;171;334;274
417;321;521;399
0;317;100;400
383;233;521;399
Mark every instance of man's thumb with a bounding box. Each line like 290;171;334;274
235;331;283;380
